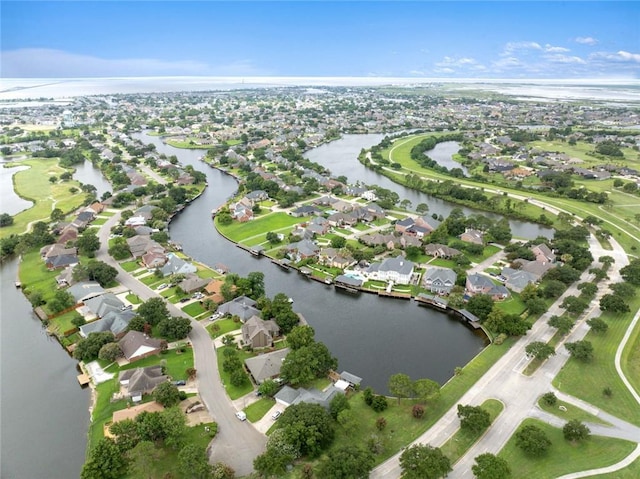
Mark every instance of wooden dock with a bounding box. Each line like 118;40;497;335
77;373;90;387
378;291;412;299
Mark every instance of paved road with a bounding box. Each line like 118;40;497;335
372;233;638;478
96;211;266;476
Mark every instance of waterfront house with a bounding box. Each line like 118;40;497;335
244;348;290;384
119;366;168;401
365;256;415;285
241;315;280;349
67;281;106;303
160;253;197;277
217;295;261;322
79;309;136;339
275;384;344;409
465;273;510;300
501;267;539;293
422;267;457;295
83;292;125;319
178;274;209;294
118;331;165;362
531;243;556;263
460;228;484;245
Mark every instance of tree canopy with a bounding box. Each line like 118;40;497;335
399;444;452;479
472;453;511;479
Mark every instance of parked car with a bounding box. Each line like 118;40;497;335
235;411;247;421
271;410;282;420
209;312;221;321
179;297;190;303
158;283;168;290
173;380;186;386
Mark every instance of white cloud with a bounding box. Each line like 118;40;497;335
0;48;268;77
575;36;599;45
544;54;586;64
431;56;486;75
432;67;455;74
501;41;542;56
545;44;570;53
617;51;640;63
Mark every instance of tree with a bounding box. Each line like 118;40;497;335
330;236;347;249
620;259;640;285
610;282;636;298
472;453;511;479
98;342;122;362
253;448;293;477
600;294;630;313
563;419;590;443
50;208;65;222
211;462;236;479
86;261;118;286
178;444;213;479
399;444;452;479
281;341;337;386
0;213;13;227
542;280;567;299
412;404;425;418
127;441;160;479
371;395;388;412
466;294;494;321
587;317;608;334
329;393;350;420
525;297;547;315
561;296;589;316
154;382;181;407
48;289;75;313
542;392;557;406
74;332;115;361
515;424;551;456
157;316;192;340
525;341;555;361
416;203;429;214
413;378;440;405
137;297;170;326
566;340;594;361
287;325;316;350
247;271;265;299
388;373;415;404
457;404;491;433
161;406;188;449
548;315;574;336
278;402;335;458
76;229;101;257
317;445;375;479
81;437;128;479
258;379;279;397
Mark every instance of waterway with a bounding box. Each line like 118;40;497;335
72;160;113;199
303;134;553;240
0;163;33;215
0;257;90;478
132;132;488;394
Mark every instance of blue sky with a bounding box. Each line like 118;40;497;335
1;1;638;79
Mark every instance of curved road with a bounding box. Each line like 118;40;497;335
96;211;266;476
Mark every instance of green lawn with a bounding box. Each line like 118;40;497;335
498;293;527;316
245;397;276;422
18;251;59;303
1;158;87;238
125;293;142;305
587;456;640;478
182;302;206;317
215;346;254;399
207;318;242;339
216;212;303;242
537;397;611;426
117;348;194;380
440;399;504;463
498;419;636;479
553;290;640;426
120;260;141;272
48;310;82;336
88;379;125;450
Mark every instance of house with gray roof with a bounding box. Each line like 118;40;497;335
119;365;168;401
275;384;344;409
365;256;415;285
241;315;280;349
67;281;105;303
217;295;261;322
422;267;457;295
424;243;462;259
501;267;539;293
79;309;136;338
286;239;320;262
160;253;197;277
513;258;556;278
244;348;290;384
465;273;510;300
531;243;556;264
46;253;79;270
83;292;125;318
460;228;484;245
118;331;164;362
178;273;209;294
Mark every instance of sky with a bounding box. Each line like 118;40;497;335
1;1;639;79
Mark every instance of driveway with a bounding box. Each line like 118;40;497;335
96;210;266;476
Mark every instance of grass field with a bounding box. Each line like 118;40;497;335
553;290;640;426
216;212;303;242
1;158;87;238
244;397;276;422
215;346;254;399
116;348;194;381
440;399;504;464
498;418;636;479
207;318;242;339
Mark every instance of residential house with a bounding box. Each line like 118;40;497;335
142;249;167;269
67;281;106;303
245;190;269;203
422;267;457;295
501;267;539;293
41;244;77;260
205;279;236;304
460;228;484;245
45;251;79;270
275;384;344;409
127;236;163;258
531;243;556;264
366;256;415;285
216;295;261;322
244;348;290;384
290;205;323;217
178;274;209;294
124;216;147;228
71;210;95;229
513;258;556;279
118;331;164;362
79;309;136;338
108;402;164;432
465;273;509;300
424;243;462;259
160;253;197;277
241;315;280;349
83;293;125;319
286;239;320;262
415;215;441;233
119;366;168;401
